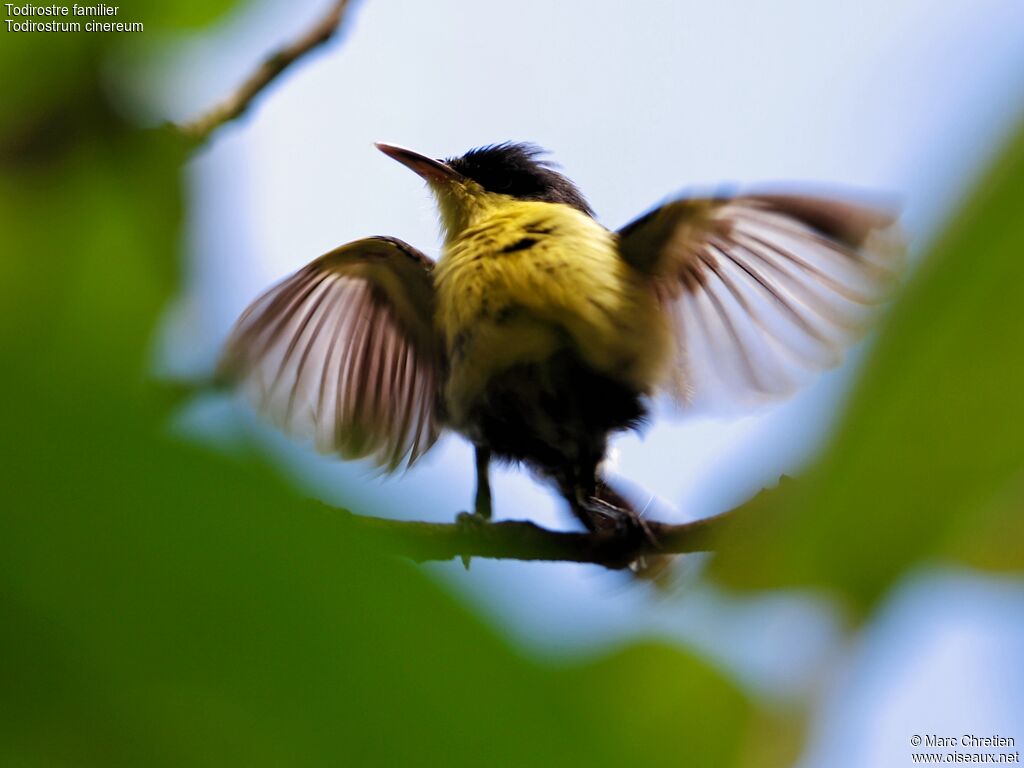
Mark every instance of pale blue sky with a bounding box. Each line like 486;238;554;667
148;1;1024;764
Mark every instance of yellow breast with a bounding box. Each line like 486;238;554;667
433;200;671;424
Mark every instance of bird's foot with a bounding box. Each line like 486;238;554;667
582;497;659;547
454;510;490;570
455;510;490;526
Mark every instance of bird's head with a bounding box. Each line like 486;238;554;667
376;141;593;241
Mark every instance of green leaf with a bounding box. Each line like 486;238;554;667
0;1;240;140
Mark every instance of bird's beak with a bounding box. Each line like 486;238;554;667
375;142;461;183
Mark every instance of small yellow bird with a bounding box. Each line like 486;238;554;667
220;142;901;532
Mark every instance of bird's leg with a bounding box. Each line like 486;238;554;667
454;446;493;571
473;445;492;520
570;494;600;532
566;472;601;532
456;446;492;523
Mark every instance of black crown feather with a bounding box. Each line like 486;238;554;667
446;143;594;217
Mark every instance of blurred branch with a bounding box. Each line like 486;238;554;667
346;505;748;570
177;0;354;144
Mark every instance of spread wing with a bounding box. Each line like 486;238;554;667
219;236;442;470
618;193;904;409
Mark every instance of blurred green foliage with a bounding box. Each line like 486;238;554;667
0;5;782;766
0;1;238;140
711;126;1024;610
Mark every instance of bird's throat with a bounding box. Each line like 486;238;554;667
431;181;512;244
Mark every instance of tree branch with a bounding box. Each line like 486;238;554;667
177;0;354;144
344;506;748;570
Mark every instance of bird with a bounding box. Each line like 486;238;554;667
219;141;902;536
